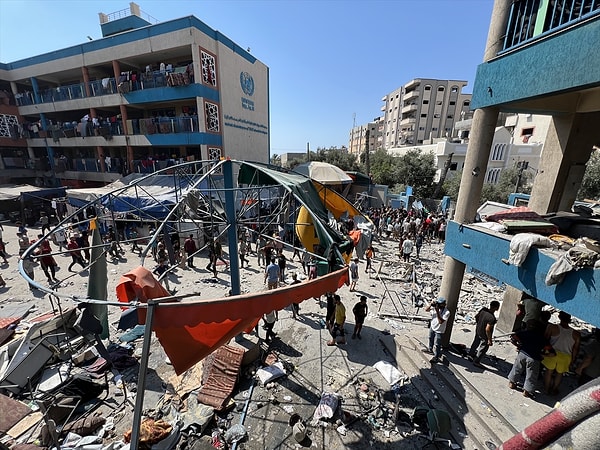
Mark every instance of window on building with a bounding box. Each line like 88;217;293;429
204;101;220;132
447;115;453;119
201;50;217;87
0;114;19;137
491;143;506;161
432;127;438;131
438;86;445;92
486;168;502;184
449;101;456;105
421;113;427;118
521;127;534;136
521;127;534;143
451;86;458;93
424;85;432;91
463;100;470;107
419;126;425;131
450;162;458;171
437;101;442;105
423;100;429;105
434;114;440;118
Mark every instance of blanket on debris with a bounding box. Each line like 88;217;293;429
197;345;244;410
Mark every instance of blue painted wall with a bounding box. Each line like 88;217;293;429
124;84;219;104
101;15;151;37
3;16;257;69
146;132;222;147
445;221;600;327
472;18;600;110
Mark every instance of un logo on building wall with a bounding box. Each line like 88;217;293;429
240;72;254;97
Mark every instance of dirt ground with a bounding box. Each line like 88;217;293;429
0;222;579;449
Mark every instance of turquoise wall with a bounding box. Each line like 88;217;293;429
472;18;600;110
445;221;600;328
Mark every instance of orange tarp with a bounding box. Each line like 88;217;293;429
116;266;349;374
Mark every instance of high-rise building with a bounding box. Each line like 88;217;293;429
0;3;269;188
348;117;384;157
381;79;472;149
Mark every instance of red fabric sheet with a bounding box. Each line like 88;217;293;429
116;266;349;374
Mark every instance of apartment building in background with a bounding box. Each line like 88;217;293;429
381;79;472;149
0;2;269;188
389;112;550;185
348;117;384;156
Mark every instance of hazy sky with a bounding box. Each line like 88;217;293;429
0;0;494;155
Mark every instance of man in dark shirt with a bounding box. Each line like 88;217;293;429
508;319;546;398
469;300;500;369
352;296;368;339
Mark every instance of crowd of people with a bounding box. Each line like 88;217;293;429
1;200;598;406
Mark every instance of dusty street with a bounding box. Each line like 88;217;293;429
0;222;574;449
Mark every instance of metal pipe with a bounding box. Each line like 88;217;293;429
129;299;157;450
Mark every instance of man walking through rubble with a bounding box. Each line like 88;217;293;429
469;300;500;369
425;297;450;363
184;234;197;268
264;258;280;290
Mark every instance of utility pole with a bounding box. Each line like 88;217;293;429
515;160;528;193
433;153;454;198
306;142;310;162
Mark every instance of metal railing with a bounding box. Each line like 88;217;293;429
15;68;193;107
503;0;600;52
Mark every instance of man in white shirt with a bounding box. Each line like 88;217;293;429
402;235;414;262
425;297;451;363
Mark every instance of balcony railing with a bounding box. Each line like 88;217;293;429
15;67;194;107
0;155;187;176
503;0;600;52
402;90;420;102
23;116;199;140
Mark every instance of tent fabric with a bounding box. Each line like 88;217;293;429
293;162;353;185
345;171;371;186
116;266;349;374
87;220;109;339
66;174;196;220
0;185;65;201
238;162;349;253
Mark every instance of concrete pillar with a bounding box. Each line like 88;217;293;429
440;106;499;346
528;112;600;214
112;60;121;81
81;66;92;98
96;146;106;173
10;81;18;96
438;0;510;346
496;286;524;334
130;2;141;17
